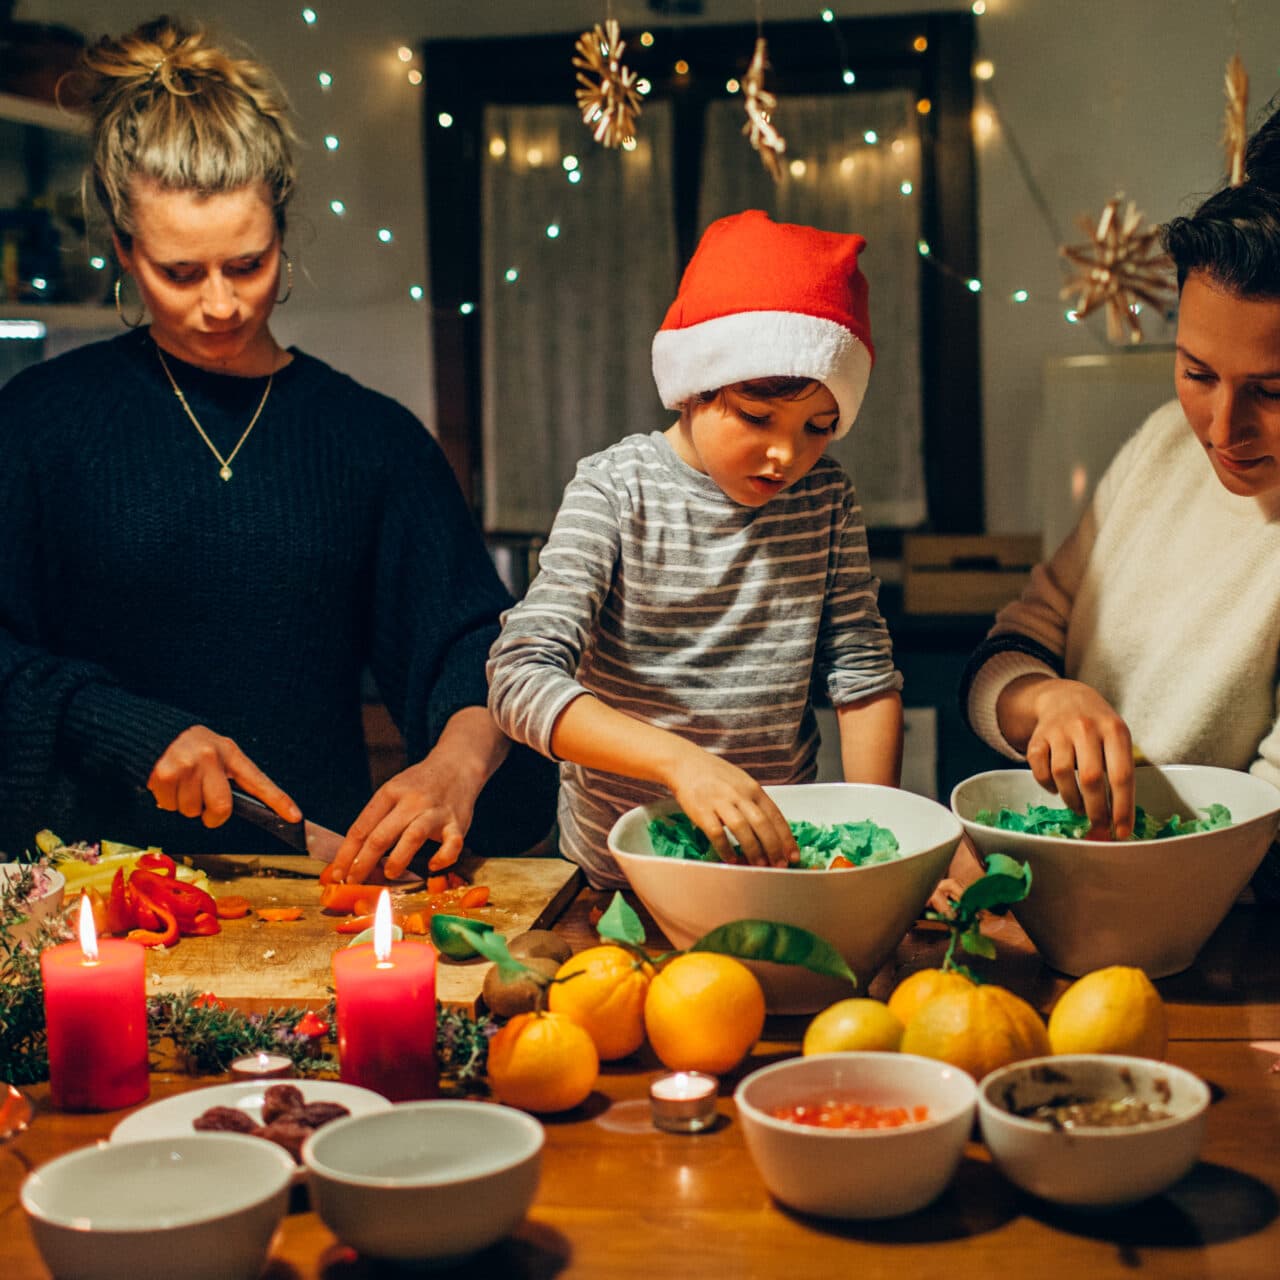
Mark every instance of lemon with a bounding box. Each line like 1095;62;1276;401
802;998;903;1055
1047;965;1167;1059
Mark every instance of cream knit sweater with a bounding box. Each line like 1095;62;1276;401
965;399;1280;793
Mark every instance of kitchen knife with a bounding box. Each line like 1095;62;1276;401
229;789;426;887
231;788;344;862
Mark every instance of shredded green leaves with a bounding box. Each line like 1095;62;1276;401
646;812;900;869
974;802;1233;840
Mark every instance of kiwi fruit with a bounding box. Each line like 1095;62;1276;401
507;929;573;966
481;953;561;1018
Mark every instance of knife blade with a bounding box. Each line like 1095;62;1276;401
231;788;344;862
229;788;425;887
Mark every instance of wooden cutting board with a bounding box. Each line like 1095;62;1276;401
143;855;581;1014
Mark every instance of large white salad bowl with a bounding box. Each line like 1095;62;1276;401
609;783;962;1013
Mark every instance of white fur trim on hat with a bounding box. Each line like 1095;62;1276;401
651;310;872;438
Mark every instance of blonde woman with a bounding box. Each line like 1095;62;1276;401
0;19;554;881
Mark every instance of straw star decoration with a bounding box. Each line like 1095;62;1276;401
1223;52;1249;186
572;19;642;149
742;37;786;181
1059;196;1175;345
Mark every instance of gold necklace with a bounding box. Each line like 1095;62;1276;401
155;346;274;482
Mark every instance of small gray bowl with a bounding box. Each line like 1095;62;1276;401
302;1100;544;1262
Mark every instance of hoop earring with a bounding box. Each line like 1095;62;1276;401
114;276;145;328
276;250;293;305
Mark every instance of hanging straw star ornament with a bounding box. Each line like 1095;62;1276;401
1223;52;1249;186
572;19;642;149
742;37;787;182
1059;196;1175;345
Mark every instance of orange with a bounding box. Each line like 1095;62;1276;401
643;952;766;1074
486;1010;599;1113
547;945;654;1061
886;968;974;1027
900;982;1050;1078
1048;965;1167;1059
802;998;903;1055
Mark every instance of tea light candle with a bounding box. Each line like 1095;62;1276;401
228;1052;295;1081
650;1071;718;1133
332;890;436;1101
40;896;149;1112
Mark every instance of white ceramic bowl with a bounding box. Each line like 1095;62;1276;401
735;1052;977;1219
951;765;1280;977
302;1100;544;1263
977;1054;1210;1208
0;863;65;948
609;783;962;1013
21;1134;294;1280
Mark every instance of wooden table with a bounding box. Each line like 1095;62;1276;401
5;894;1280;1279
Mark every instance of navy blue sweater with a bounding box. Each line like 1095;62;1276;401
0;331;554;858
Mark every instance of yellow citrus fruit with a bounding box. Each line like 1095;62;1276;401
1047;965;1168;1059
900;982;1050;1078
643;952;766;1074
547;944;653;1061
886;968;975;1027
486;1010;599;1113
802;998;904;1055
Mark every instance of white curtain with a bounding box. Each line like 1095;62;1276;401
481;102;677;533
699;90;925;527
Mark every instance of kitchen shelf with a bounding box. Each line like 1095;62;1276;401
0;90;88;134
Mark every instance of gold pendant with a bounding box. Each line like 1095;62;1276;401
219;465;233;481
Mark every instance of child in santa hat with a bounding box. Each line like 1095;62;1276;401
488;210;904;889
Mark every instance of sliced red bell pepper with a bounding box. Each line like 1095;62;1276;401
294;1011;329;1038
105;868;133;935
136;851;178;877
130;868;218;926
186;911;221;937
319;883;379;916
127;893;179;947
214;894;252;919
124;877;161;931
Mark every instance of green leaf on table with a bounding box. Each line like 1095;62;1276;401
597;891;647;947
691;919;857;988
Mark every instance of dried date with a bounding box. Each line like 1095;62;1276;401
193;1105;257;1134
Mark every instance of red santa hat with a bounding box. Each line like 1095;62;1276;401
651;209;874;438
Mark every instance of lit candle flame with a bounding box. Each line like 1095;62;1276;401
373;889;394;965
78;892;99;963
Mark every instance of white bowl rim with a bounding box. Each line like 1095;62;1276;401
612;784;964;873
301;1099;545;1188
951;765;1280;844
20;1133;295;1230
734;1051;978;1139
976;1053;1212;1135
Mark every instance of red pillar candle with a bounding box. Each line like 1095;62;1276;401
40;896;149;1112
333;890;437;1101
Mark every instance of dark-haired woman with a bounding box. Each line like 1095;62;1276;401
961;174;1280;892
0;19;555;882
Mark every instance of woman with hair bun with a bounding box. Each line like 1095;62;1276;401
960;106;1280;897
0;18;555;882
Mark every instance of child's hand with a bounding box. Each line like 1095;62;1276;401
666;749;799;868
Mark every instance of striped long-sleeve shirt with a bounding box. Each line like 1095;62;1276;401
487;431;902;888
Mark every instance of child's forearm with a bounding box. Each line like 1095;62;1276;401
836;690;904;786
548;693;693;789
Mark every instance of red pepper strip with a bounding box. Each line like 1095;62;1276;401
334;912;378;935
124;877;161;931
828;856;854;869
459;885;490;909
130;868;218;926
214;895;252;919
186;911;221;937
137;851;178;877
426;874;449;895
257;907;305;922
127;892;179;947
106;868;133;935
